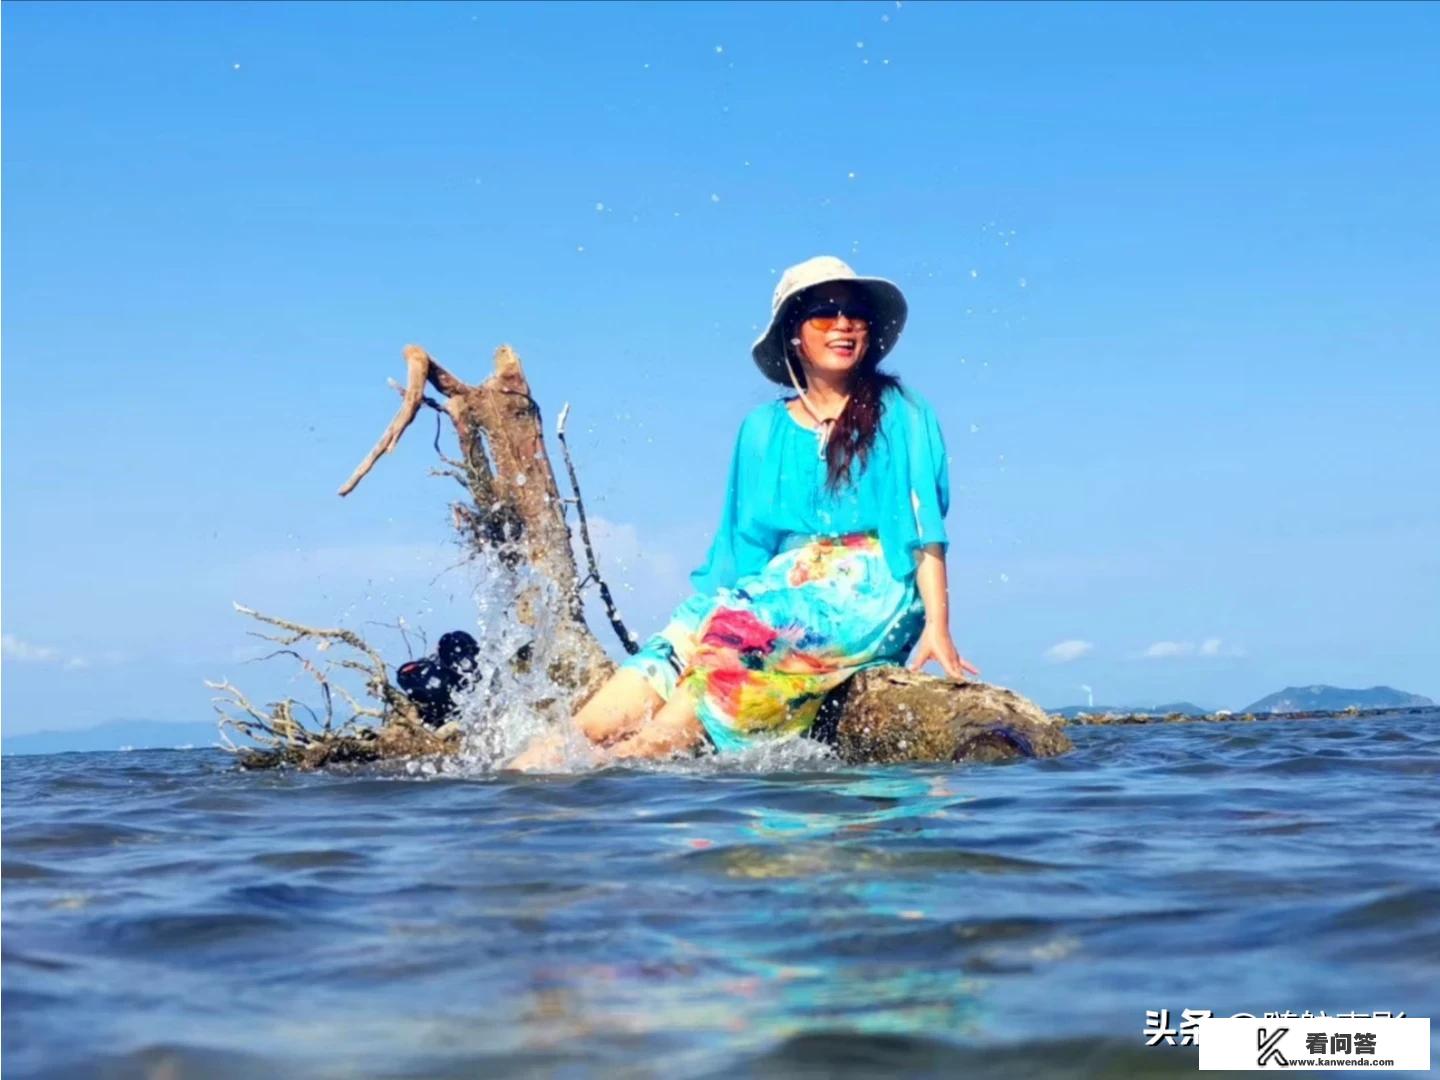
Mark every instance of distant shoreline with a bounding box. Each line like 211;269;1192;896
1058;704;1439;726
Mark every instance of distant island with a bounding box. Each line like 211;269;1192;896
1240;685;1434;714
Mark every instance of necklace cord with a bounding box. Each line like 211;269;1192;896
785;350;850;459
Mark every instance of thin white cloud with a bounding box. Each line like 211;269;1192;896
1044;639;1094;664
2;634;89;668
1139;638;1241;660
2;635;63;663
1142;640;1193;659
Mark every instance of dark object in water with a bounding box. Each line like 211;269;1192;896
950;723;1037;762
396;631;480;728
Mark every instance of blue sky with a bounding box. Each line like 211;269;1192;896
4;1;1439;738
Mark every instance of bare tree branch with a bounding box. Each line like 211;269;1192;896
339;345;474;497
338;346;434;496
251;646;336;730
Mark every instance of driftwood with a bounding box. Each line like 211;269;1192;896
208;605;460;770
339;343;614;702
212;344;1071;768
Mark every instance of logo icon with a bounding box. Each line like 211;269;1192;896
1256;1027;1290;1066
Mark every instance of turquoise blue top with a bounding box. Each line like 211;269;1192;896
691;385;950;593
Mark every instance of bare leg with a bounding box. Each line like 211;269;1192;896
574;668;664;745
507;668;662;771
607;691;705;761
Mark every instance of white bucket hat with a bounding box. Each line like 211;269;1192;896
751;255;908;386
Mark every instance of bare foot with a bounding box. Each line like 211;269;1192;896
604;707;705;762
506;729;571;772
507;727;603;772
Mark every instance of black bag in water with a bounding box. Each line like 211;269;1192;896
396;631;480;728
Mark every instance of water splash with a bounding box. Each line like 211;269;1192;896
403;553;850;777
363;533;868;779
383;554;582;776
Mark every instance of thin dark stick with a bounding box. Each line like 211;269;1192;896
556;403;639;655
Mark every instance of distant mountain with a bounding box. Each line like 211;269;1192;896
1051;701;1210;718
1242;685;1434;714
2;719;226;756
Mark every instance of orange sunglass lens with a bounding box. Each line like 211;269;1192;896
805;315;869;331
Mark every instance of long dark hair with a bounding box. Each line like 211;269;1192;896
785;324;902;493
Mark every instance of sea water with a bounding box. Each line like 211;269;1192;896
4;711;1438;1077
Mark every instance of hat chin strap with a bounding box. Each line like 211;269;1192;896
785;347;848;460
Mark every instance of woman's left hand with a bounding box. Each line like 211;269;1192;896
908;623;980;681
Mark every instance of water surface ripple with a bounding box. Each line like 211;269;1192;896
4;711;1438;1077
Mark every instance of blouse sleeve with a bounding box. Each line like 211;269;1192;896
907;398;950;554
689;414;766;594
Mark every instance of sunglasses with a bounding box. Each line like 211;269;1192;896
796;302;872;332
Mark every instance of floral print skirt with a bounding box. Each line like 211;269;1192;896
620;532;925;752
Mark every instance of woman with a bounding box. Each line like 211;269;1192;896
511;255;978;768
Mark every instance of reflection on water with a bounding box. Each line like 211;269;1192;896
3;711;1438;1077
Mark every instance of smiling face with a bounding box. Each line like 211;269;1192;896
789;283;872;385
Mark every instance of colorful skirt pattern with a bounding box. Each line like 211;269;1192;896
620;532;925;752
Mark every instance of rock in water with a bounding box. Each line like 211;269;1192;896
814;667;1072;763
